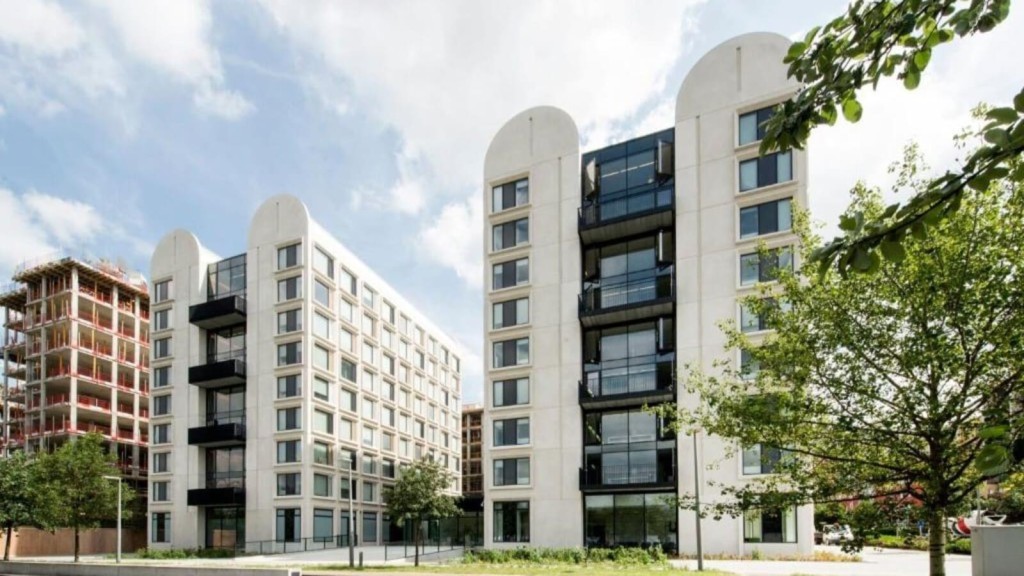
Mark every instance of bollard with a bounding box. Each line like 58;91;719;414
359;551;364;567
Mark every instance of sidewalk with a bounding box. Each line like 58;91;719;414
672;547;971;576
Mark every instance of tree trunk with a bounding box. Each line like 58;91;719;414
927;513;946;576
414;519;420;567
4;523;12;561
74;526;80;563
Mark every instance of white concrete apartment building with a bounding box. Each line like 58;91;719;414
148;195;464;551
481;32;813;555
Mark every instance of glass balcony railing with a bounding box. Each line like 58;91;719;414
579;463;676;489
206;471;245;490
579;186;673;228
581;359;674;405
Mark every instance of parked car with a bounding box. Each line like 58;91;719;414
821;523;854;545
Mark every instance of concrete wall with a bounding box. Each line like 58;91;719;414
0;562;299;576
972;525;1024;576
482;106;582;548
0;528;146;558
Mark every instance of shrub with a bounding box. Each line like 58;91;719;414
945;539;971;555
463;546;665;566
134;547;236;559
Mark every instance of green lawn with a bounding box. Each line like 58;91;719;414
305;563;733;575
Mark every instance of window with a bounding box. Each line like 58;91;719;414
153;395;171;416
493;378;529;407
313;409;334;435
309;313;330;341
492;178;529;212
740;247;794;286
740;349;760;380
151;512;170;543
493;418;529;446
153;309;171;331
311;279;330;310
362;481;375;503
278;244;301;270
362;398;375;420
152;481;169;502
153;279;172;303
278;309;302;334
278;375;300;398
492;258;529;290
313;441;332;466
362;342;375;364
493;458;530;486
492;218;529;251
362;511;378;543
341;359;357;383
741;298;785;333
314;473;332;497
362;455;376;475
492;338;529;368
383;354;396;376
362;425;375;447
383;459;396;479
278;276;302;302
340;387;356;412
154;338;171;359
313;345;331;372
278;342;302;366
314;508;333;542
313;377;330;401
743;444;785;475
339;418;354;442
153;424;170;444
362;285;376;310
153;452;169;473
277;440;301;463
207;254;246;298
739;105;775;146
362;313;376;337
313;247;334;279
493;501;529;543
339;328;354;353
382;301;396;325
739;151;793;191
277;473;301;496
382;432;394;452
381;406;395;428
744;506;797;543
338;298;353;323
339;268;357;295
740;199;792;239
492;298;529;329
276;508;301;542
277;407;301;431
153;366;170;388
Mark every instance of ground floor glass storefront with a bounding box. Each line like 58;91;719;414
584;493;676;552
205;506;244;549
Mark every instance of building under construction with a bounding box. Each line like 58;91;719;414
0;254;150;489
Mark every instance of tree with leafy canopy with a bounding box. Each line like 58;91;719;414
383;458;460;567
660;144;1024;576
0;451;46;561
34;433;135;562
762;0;1022;276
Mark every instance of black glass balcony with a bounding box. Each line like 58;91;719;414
579;275;674;328
579;463;676;492
188;472;245;506
188;421;246;447
579;188;674;245
189;294;247;330
189;350;246;388
579;360;675;409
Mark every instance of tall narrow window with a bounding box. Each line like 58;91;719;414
739;199;793;239
492;218;529;251
738;105;776;146
278;244;301;270
492;298;529;329
492;258;529;290
492;178;529;213
739;151;793;191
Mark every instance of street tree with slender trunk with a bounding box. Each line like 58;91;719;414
662;144;1024;576
384;458;460;567
0;452;44;561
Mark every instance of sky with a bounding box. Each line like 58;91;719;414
0;0;1021;405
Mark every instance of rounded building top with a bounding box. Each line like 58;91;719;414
484;106;580;181
247;194;311;249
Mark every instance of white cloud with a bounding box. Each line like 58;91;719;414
0;0;84;56
419;195;484;289
0;103;5;117
0;188;57;274
256;0;703;284
0;0;251;121
21;190;105;245
807;7;1024;236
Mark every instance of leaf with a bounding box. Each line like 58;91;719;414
879;239;907;263
851;246;873;272
979;425;1009;440
913;48;931;70
839;214;858;231
786;41;808;63
903;69;921;90
910;221;927;240
1015;91;1024;113
986;107;1019;124
842;98;863;123
976;444;1009;477
983;127;1010;147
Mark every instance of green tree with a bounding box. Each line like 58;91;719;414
666;145;1024;576
761;0;1023;275
35;433;135;562
0;452;44;561
383;458;460;566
